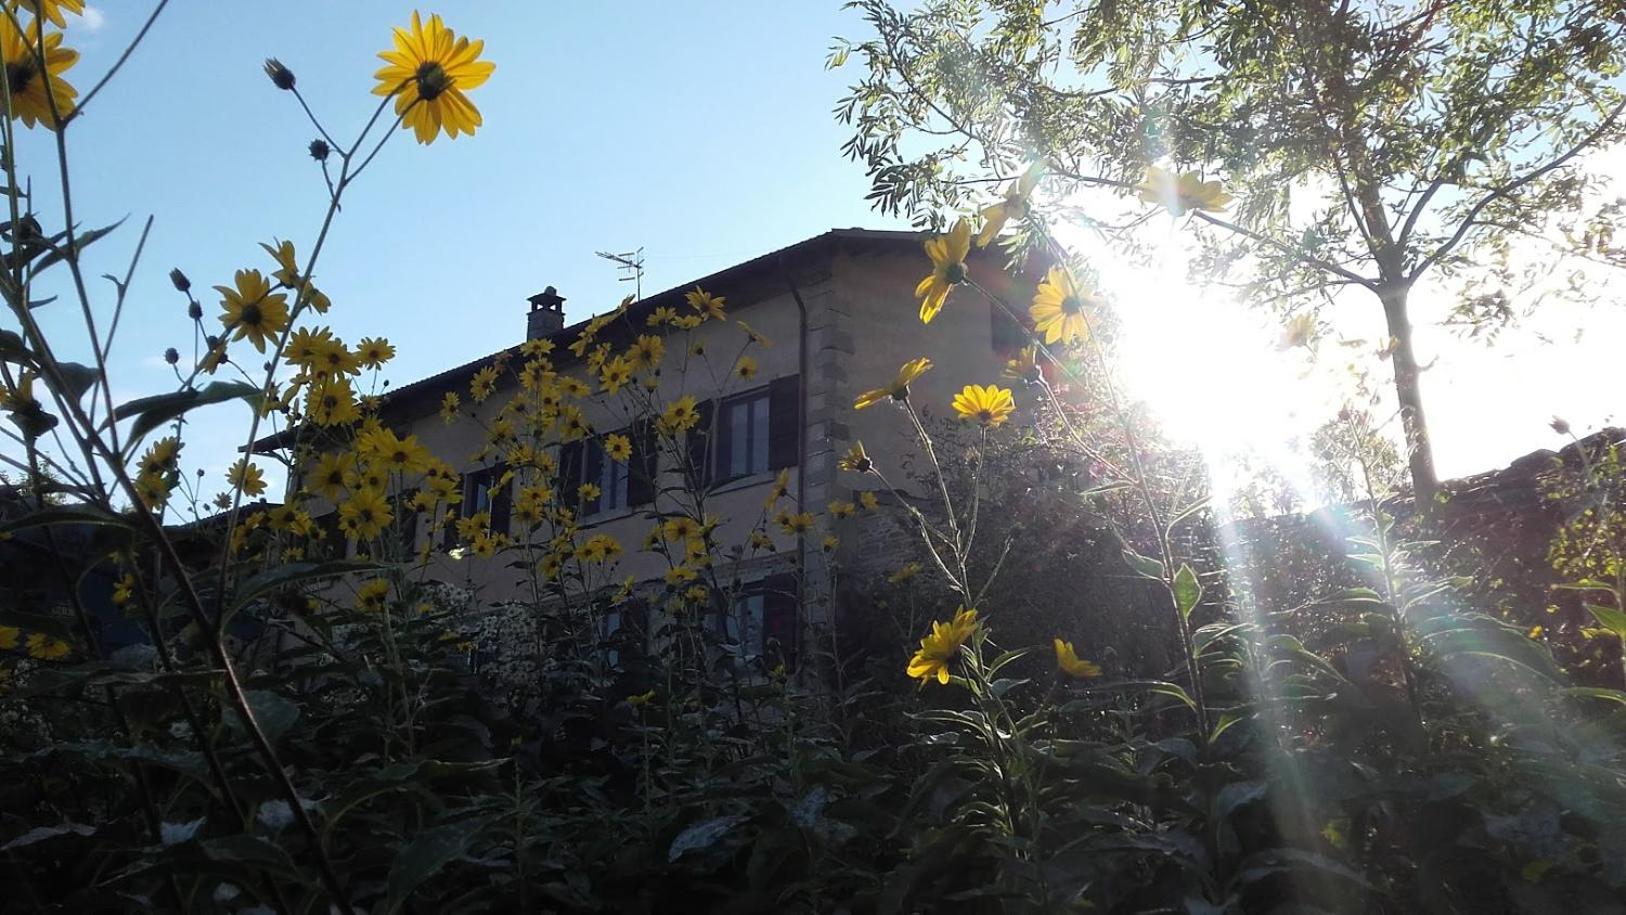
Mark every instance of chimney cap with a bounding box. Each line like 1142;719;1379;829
528;286;565;312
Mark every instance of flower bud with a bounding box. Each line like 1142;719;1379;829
263;58;296;91
308;139;330;162
187;301;202;321
169;268;190;292
163;347;179;365
1550;416;1572;436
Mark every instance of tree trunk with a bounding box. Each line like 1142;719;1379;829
1378;282;1439;505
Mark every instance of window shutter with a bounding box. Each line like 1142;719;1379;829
442;475;464;550
581;441;604;515
760;572;800;668
685;398;715;490
559;441;585;513
490;464;513;535
767;374;800;471
628;420;658;507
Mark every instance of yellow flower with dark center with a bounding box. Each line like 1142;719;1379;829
664;564;698;586
134;470;170;509
373;11;495;144
628;334;664;372
307;377;360;427
1136;166;1233;216
355;578;391;613
735;320;774;348
357;337;395;368
662;515;699;542
310;452;351;501
22;0;85;29
748;529;775;550
284;326;336;369
587;342;613;373
228;459;267;497
828;500;855;520
647;306;676;327
578;482;601;503
734;356;757;381
440;391;460;424
216;269;289;353
822;535;839;553
854;357;932;410
977;163;1042;247
521;337;554;358
859;490;879;511
340;487;392;541
661;395;700;434
916;218;971;323
112;574;135;606
599;356;633;394
26;632;71;661
1002;345;1042;385
358;427;431;475
1030;266;1096;345
776;511;814;536
671;314;703;330
837;441;873;473
605;433;632;463
685;287;726;321
951;384;1015;427
1054;639;1103;679
470;365;500;403
138;436;180;476
261;239;301;286
0;15;77;130
907;607;978;684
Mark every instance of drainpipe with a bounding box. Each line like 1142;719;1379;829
777;252;812;663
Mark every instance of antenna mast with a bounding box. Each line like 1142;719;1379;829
595;247;645;301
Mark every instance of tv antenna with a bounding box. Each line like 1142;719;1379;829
595;247;645;301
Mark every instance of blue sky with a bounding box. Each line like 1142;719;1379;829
13;3;1623;505
21;2;900;494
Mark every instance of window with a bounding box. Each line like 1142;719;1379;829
582;434;630;515
461;465;511;534
391;489;421;554
719;388;771;481
711;574;798;667
688;375;800;488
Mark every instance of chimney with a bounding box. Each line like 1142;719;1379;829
526;286;565;340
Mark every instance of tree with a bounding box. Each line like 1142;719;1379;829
834;0;1626;503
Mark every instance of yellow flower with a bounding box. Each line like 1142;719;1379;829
26;632;71;661
776;511;814;536
357;427;431;475
859;490;879;511
977;163;1042;247
951;384;1015;427
628;689;656;707
837;441;873;473
647;306;677;327
21;0;85;29
470;365;500;403
440;391;461;424
0;15;77;130
228;459;268;497
1054;638;1103;679
916;218;972;323
671;314;703;330
821;535;840;552
339;487;392;541
685;584;709;603
372;11;496;144
578;482;601;503
310;451;351;501
661;395;701;433
828;500;855;520
888;562;922;584
112;574;135;606
735;320;773;347
357;337;395;368
137;436;181;476
664;564;698;585
0;626;18;649
1278;312;1315;351
628;334;665;372
216;269;289;353
599;356;633;394
685;287;726;320
854;357;932;410
662;515;700;542
605;433;632;463
521;337;555;358
134;470;170;510
1029;266;1096;345
1002;345;1042;385
907;607;978;685
355;578;391;613
307;377;360;427
734;355;758;380
1136;166;1233;216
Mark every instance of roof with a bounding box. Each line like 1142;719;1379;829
252;227;924;453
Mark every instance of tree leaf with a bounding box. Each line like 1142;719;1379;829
1122;548;1164;580
230;559;382;612
0;505;135;537
383;818;489;914
1174;563;1202;620
225;689;300;745
114;381;264;440
32;217;126;274
669;814;746;863
1584;604;1626;641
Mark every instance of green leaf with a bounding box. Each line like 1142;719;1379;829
225;689;300;745
1584;604;1626;641
1122;548;1164;580
382;818;489;914
54;361;100;402
32;217;126;274
230;559;382;612
1173;563;1202;620
668;814;747;863
114;381;263;440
